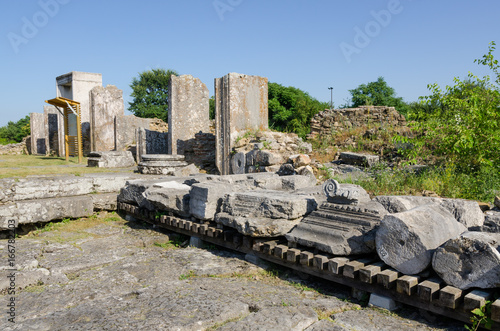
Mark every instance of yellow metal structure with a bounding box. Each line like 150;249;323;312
45;97;83;163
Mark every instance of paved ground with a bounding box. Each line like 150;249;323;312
0;212;465;330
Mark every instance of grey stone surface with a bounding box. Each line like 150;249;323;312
0;196;94;229
0;213;464;330
231;152;247;174
215;212;301;237
297;165;317;185
168;74;209;155
87;151;136;168
90;193;118;211
281;174;317;190
172;163;200;177
374;195;484;229
138;154;189;175
143;182;192;216
90;85;124;152
286;200;386;255
323;179;371;205
277;163;296;176
135;127;168;162
222;191;317;220
432;231;500;289
215;73;268;175
190;182;234;220
44;105;64;157
30;112;46;155
483;210;500;233
376;204;467;275
114;114;151;152
340;151;380;167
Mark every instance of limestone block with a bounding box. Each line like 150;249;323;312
255;150;283;166
168;75;209;155
90;85;124;152
30;112;46;155
483;211;500;233
144;182;192;217
172;164;200;177
297;166;317;185
90;193;118;211
289;154;311;167
215;212;301;237
376;204;466;275
323;179;370;205
231;152;246;174
281;175;317;191
374;195;484;229
340;151;379;167
87;151;136;168
215;73;268;175
114;114;151;152
285;200;385;255
432;232;500;289
222;191;317;220
189;182;234;220
0;196;94;229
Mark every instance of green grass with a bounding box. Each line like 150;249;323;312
335;164;500;203
0;154;133;178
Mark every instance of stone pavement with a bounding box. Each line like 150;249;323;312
0;213;464;330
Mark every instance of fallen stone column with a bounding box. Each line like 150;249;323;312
374;195;484;229
432;232;500;289
376;204;466;275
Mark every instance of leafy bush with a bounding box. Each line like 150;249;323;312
268;82;329;138
0;115;30;144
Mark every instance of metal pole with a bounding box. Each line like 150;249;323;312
328;87;333;109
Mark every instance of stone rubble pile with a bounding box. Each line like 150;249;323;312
118;175;500;290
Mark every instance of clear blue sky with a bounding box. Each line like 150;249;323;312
0;0;498;127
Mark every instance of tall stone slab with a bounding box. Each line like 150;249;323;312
168;75;209;155
30;112;46;155
56;71;102;155
215;73;268;175
90;85;124;152
44;105;64;156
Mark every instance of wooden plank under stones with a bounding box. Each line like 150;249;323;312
233;234;243;247
184;221;192;231
359;261;385;284
417;278;442;302
207;227;216;237
286;248;301;263
215;229;223;238
198;224;208;236
262;241;278;255
397;275;419;296
491;299;500;323
171;218;179;227
464;290;493;312
224;231;235;242
242;236;253;249
439;286;463;309
160;215;167;224
300;251;314;266
377;269;400;289
274;245;288;259
313;255;329;270
191;223;200;233
343;258;374;279
252;241;264;252
328;257;350;275
178;219;186;229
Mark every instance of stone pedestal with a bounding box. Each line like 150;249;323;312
138;154;188;175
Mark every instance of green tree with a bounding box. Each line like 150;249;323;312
129;68;178;122
268;82;329;138
399;42;500;174
348;77;409;115
0;115;30;144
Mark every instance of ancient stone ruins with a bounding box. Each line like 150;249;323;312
1;70;500;328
